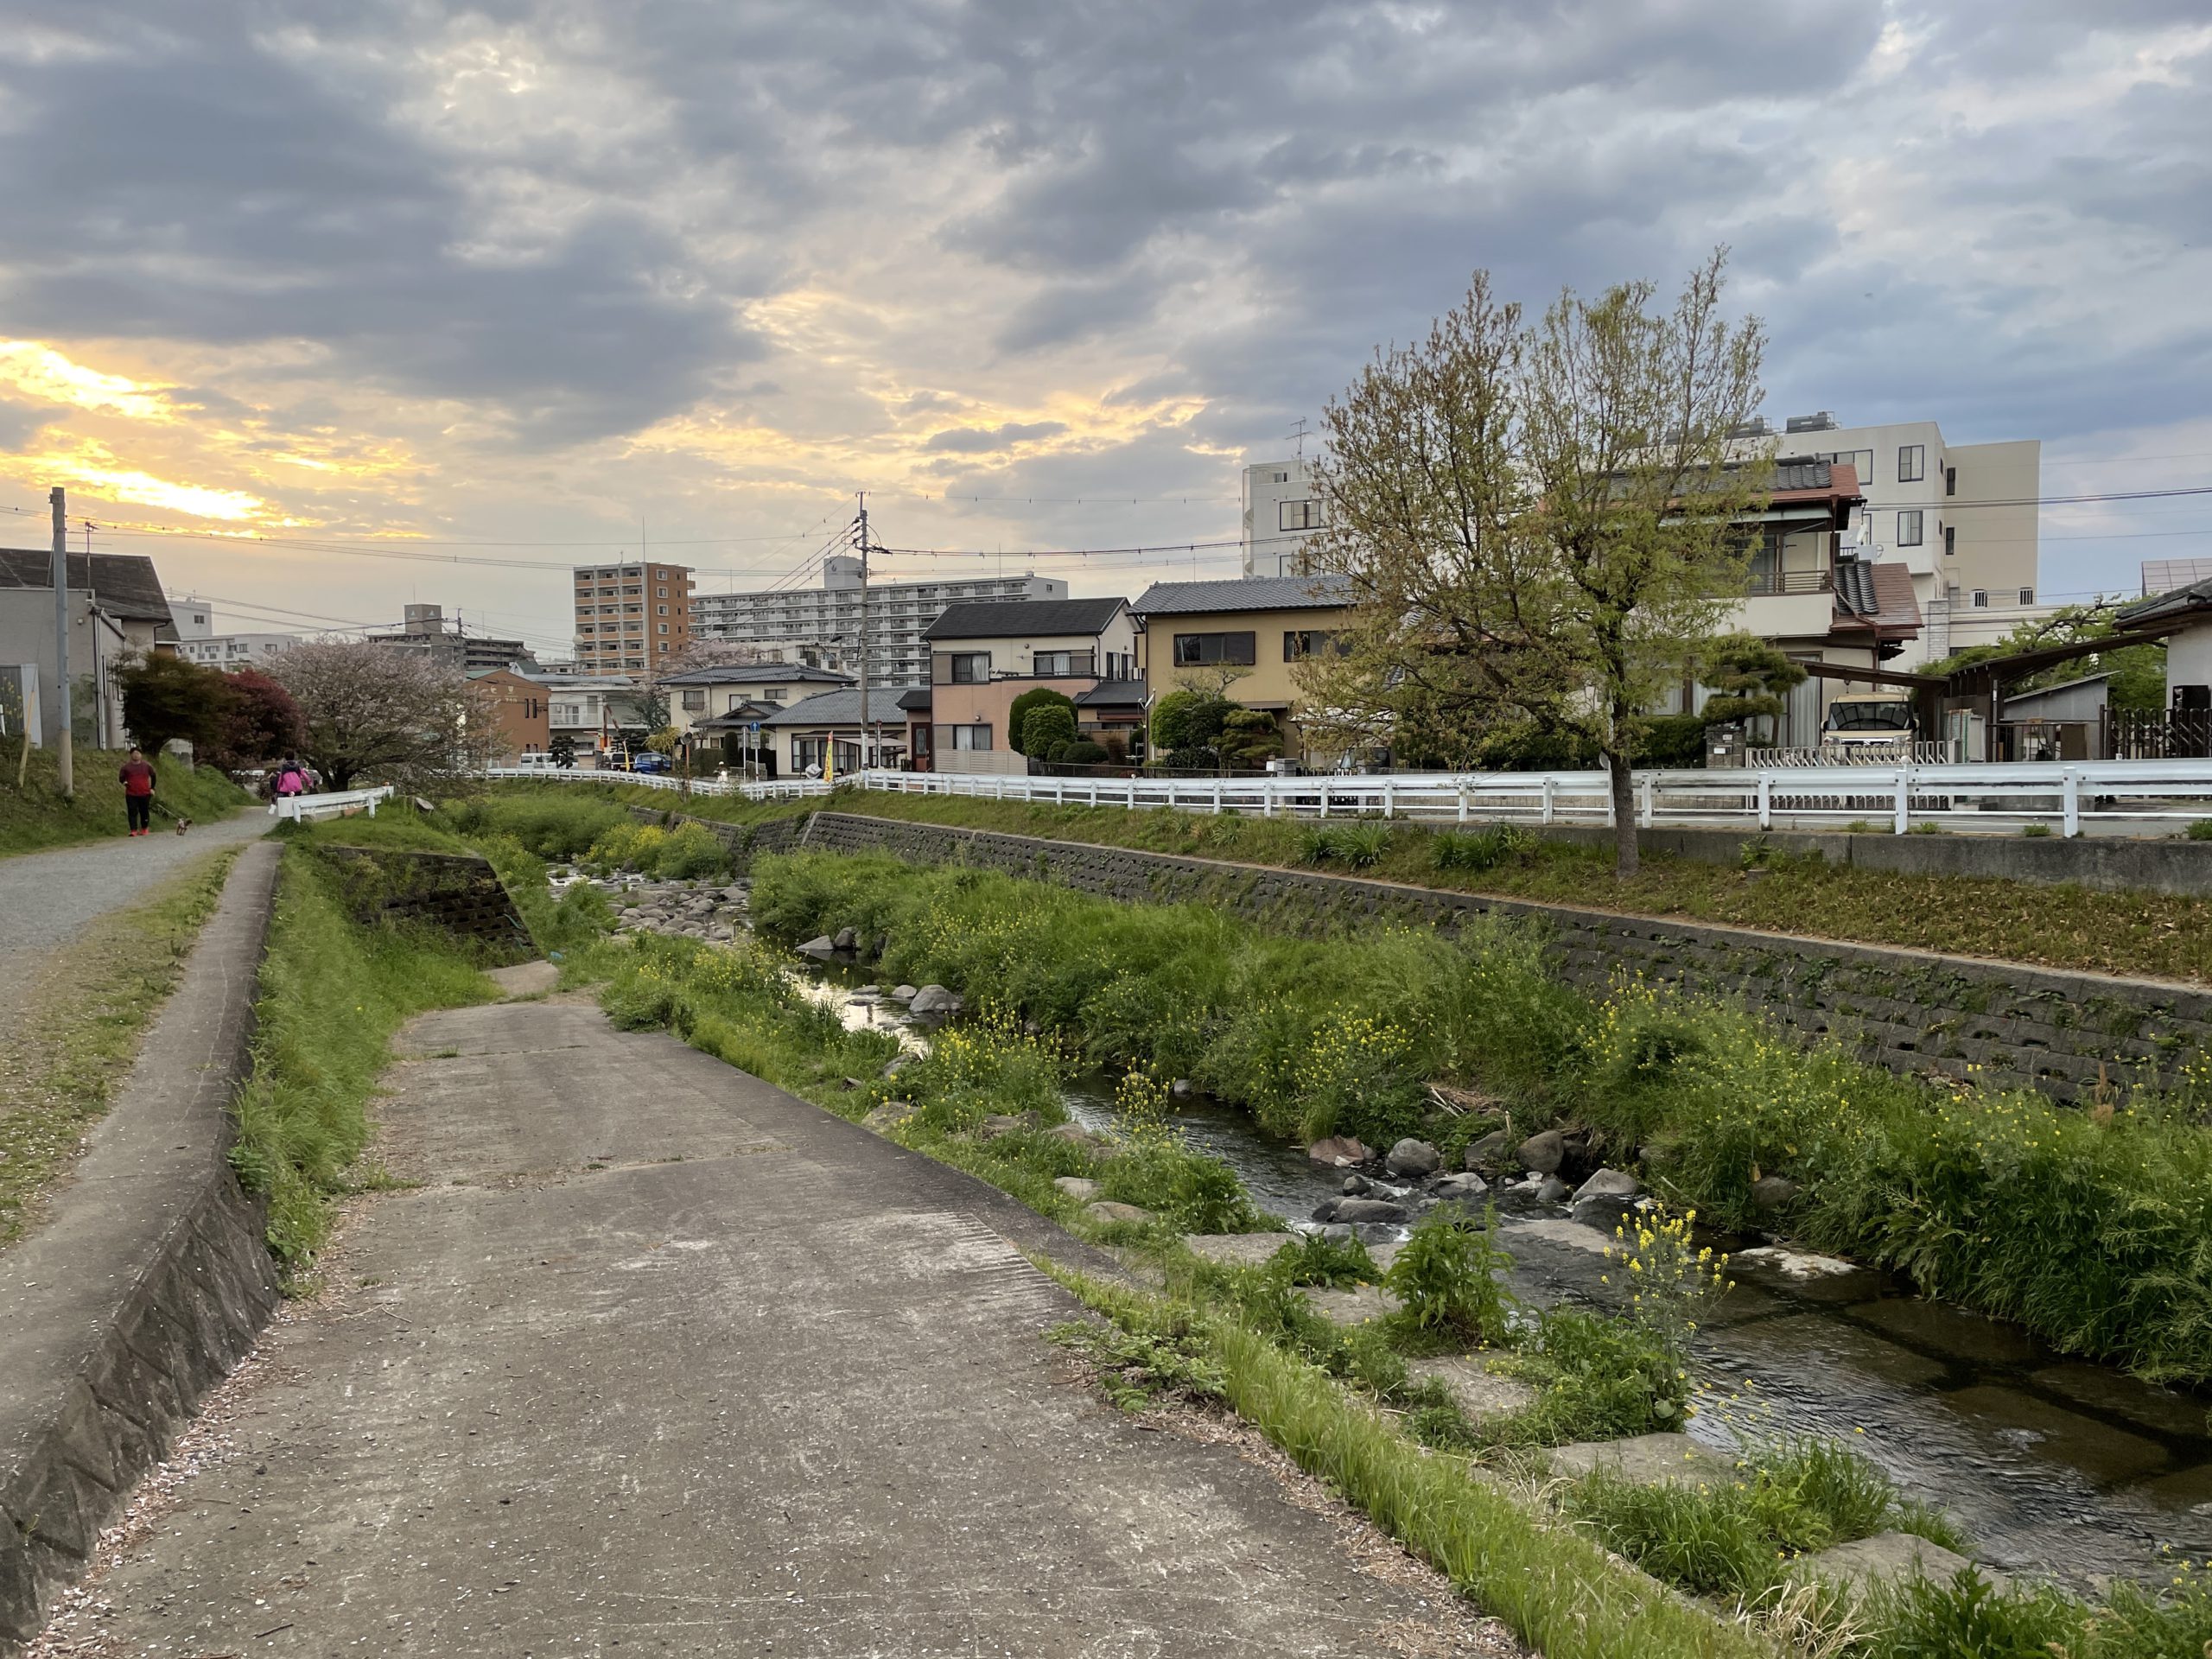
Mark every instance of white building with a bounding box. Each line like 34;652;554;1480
520;671;652;755
690;556;1068;689
169;595;301;671
1746;413;2041;666
1241;460;1324;578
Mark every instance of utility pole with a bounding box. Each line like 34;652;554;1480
51;486;72;798
855;493;871;773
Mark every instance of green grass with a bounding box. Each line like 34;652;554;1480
1045;1266;1770;1659
1;743;251;856
747;849;2212;1385
1561;1438;1967;1601
830;790;2212;984
228;842;499;1270
0;848;240;1249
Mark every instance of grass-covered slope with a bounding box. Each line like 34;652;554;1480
1;745;251;856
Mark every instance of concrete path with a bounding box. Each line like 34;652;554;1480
47;994;1494;1657
0;810;269;1009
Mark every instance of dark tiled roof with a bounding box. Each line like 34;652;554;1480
1131;575;1354;616
0;549;174;625
1832;561;1921;633
1770;459;1840;494
757;688;926;727
922;597;1128;641
895;687;932;712
694;702;779;729
1075;679;1147;708
2120;575;2212;624
653;663;854;687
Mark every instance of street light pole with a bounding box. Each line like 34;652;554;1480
50;486;72;798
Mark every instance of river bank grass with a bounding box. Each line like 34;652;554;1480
748;849;2212;1387
0;848;239;1250
828;788;2212;984
229;839;499;1270
0;746;251;857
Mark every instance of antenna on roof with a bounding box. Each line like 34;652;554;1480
1287;417;1310;461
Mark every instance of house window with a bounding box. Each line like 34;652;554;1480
1971;590;1989;608
1033;651;1092;677
936;723;991;751
1278;499;1323;531
1943;525;1955;556
1898;444;1925;483
1897;510;1923;547
2019;588;2035;606
657;605;667;616
949;652;990;683
657;587;667;598
657;641;669;653
1945;467;1956;497
761;688;787;702
681;690;705;710
1819;449;1873;483
1283;630;1338;660
1173;631;1256;666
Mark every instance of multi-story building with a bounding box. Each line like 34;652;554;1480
1132;575;1356;763
1740;412;2040;667
571;560;696;677
170;595;300;671
467;667;550;763
690;556;1069;689
519;671;652;758
921;597;1137;773
1241;460;1325;578
364;604;533;675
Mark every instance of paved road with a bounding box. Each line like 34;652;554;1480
0;810;270;1001
52;991;1496;1657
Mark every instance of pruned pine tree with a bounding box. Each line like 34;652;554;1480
1297;250;1770;874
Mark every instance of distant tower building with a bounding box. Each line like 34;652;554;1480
1242;460;1324;578
570;560;696;678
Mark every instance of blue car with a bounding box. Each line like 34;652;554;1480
628;753;671;773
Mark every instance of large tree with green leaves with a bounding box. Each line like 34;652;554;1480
1297;250;1769;874
119;652;232;756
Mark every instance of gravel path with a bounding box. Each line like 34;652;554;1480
0;809;272;1007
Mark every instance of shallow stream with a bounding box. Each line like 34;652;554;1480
790;959;2212;1588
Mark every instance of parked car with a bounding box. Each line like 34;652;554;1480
628;752;671;773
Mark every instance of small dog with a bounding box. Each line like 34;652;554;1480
172;816;193;835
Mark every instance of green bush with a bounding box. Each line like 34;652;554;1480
442;789;634;859
1383;1205;1516;1346
1434;823;1536;873
2189;819;2212;842
1059;740;1109;766
1008;687;1078;757
1022;702;1078;757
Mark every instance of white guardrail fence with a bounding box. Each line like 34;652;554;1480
269;785;397;823
484;760;2212;836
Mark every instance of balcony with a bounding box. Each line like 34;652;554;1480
1744;568;1834;597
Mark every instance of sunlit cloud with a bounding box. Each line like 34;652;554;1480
0;341;180;422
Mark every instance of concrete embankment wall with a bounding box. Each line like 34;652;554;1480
320;845;532;954
1529;820;2212;898
0;842;284;1651
788;811;2212;1104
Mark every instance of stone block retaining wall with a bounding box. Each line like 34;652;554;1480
794;811;2212;1103
320;847;532;954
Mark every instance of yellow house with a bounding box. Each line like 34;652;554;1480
1131;575;1355;762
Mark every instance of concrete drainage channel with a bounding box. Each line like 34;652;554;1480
0;841;284;1654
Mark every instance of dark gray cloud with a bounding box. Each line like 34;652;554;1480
924;421;1070;453
0;399;64;451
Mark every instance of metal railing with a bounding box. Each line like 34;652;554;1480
483;766;830;801
1742;568;1835;597
482;759;2212;836
270;785;396;823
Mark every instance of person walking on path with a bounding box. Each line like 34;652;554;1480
273;757;309;800
117;747;157;836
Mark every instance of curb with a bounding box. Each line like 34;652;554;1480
0;839;283;1650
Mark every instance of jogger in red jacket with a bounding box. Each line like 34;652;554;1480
118;747;156;836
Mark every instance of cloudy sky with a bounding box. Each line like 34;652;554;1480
2;0;2208;658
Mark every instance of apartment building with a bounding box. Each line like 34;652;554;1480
364;604;532;674
571;560;696;677
1241;459;1325;578
691;555;1069;689
170;595;300;670
1739;412;2041;667
468;667;551;762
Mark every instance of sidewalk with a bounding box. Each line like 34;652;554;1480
0;810;270;1018
36;991;1497;1657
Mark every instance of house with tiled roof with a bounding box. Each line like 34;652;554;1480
1129;575;1357;765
